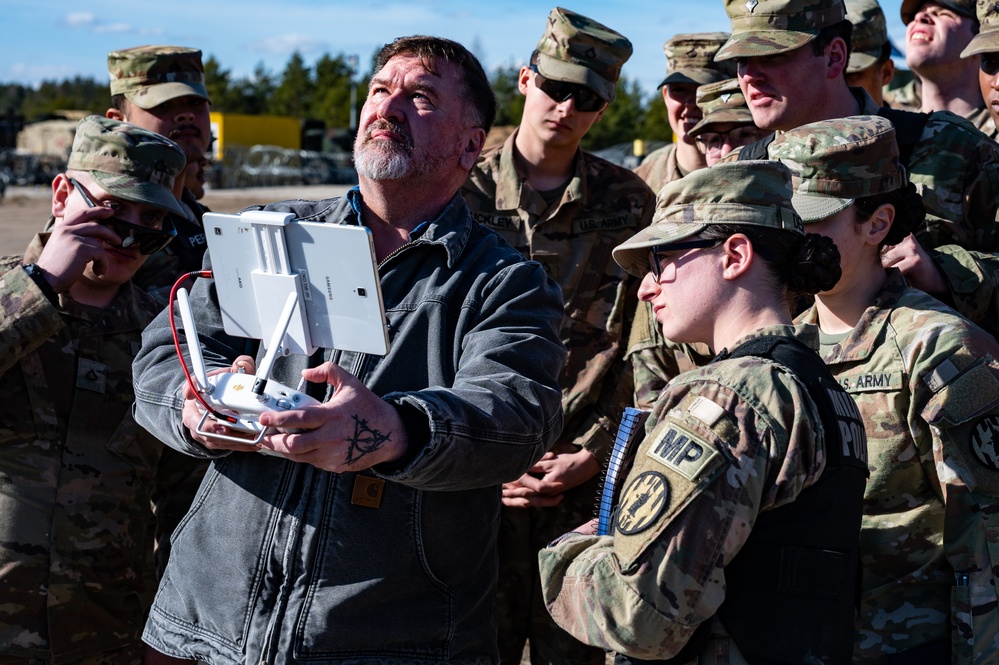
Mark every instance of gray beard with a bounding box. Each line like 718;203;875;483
354;142;412;180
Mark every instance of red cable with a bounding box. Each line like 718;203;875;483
168;271;239;425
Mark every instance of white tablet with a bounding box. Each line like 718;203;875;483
202;211;390;356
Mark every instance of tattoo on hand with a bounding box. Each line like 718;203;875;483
344;414;391;465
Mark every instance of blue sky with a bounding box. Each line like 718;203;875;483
0;0;909;99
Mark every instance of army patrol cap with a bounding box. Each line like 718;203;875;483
108;45;208;110
767;115;905;221
847;0;890;72
67;115;186;216
534;7;633;102
688;78;755;137
961;0;999;57
660;33;737;88
716;0;848;61
901;0;976;24
612;161;802;277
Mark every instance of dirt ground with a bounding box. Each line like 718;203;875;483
0;184;354;256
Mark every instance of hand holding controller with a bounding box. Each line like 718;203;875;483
197;370;321;443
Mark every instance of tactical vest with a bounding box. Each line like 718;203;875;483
617;335;869;665
738;108;931;168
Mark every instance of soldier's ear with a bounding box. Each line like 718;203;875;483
826;37;848;79
106;107;126;122
51;173;72;218
865;203;894;246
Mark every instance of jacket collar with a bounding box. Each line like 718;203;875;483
344;186;473;270
798;268;906;362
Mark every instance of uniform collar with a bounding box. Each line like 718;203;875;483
494;127;587;213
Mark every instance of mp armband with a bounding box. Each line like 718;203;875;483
22;263;58;305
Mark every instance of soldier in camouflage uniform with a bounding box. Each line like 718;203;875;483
462;9;654;665
902;0;988;124
712;0;999;334
626;34;734;412
844;0;898;107
771;115;999;664
687;79;764;168
0;116;185;664
105;45;212;304
961;0;999;139
627;77;762;410
106;45;214;581
633;33;734;195
539;161;868;664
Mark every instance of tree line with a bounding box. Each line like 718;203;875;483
0;51;674;152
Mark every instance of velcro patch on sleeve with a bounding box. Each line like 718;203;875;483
646;422;723;482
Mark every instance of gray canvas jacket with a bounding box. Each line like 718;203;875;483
132;188;567;665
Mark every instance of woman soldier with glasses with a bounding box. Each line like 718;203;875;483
539;160;869;664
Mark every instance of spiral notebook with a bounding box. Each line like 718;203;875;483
595;407;651;536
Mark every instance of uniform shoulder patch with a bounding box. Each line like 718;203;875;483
615;470;670;535
971;415;999;470
646;421;723;482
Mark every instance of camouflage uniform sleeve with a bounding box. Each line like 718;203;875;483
0;260;64;375
931;245;999;338
539;369;823;659
916;340;999;663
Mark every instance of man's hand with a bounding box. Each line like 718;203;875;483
501;448;601;508
254;361;409;472
180;355;261;453
881;233;947;296
35;202;120;293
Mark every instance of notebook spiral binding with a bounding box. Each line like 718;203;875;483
595;407;651;536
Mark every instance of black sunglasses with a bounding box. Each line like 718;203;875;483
648;239;719;281
69;177;177;255
982;54;999;77
529;65;607;113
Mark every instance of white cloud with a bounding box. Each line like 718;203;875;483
62;12;95;27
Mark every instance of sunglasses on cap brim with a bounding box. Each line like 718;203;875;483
530;65;607;113
68;177;177;255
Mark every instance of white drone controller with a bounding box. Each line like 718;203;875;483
177;287;321;445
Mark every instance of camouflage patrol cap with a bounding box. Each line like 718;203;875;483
688;78;755;137
108;45;208;110
660;33;737;88
67;115;186;216
535;7;633;102
901;0;977;24
961;0;999;57
767;115;904;221
612;161;802;277
716;0;847;61
846;0;890;72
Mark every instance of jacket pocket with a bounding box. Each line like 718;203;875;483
295;477;454;658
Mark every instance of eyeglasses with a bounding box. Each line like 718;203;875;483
982;54;999;77
694;126;765;154
648;239;720;281
68;178;177;255
529;65;607;113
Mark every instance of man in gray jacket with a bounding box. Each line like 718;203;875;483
133;35;566;664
